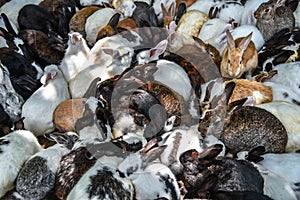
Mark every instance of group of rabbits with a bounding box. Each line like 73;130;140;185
0;0;300;199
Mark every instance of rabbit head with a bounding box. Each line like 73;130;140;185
117;138;167;178
221;30;257;78
254;0;295;41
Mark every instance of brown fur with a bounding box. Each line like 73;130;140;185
53;98;87;132
176;37;222;82
221;31;258;78
225;79;273;104
69;6;101;37
96;17;138;40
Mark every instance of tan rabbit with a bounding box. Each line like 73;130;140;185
220;30;258;78
224;78;273;105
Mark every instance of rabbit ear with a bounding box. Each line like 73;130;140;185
226;30;235;49
286;0;299;11
199;144;223;159
219;82;236;106
142;145;167;163
108;13;121;28
176;2;186;23
169;2;175;18
149;39;168;59
193;36;207;52
247;146;265;163
275;0;286;6
237;32;253;53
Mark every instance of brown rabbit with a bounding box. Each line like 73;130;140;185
220;30;258;78
198;82;287;155
53;98;87;132
254;0;295;41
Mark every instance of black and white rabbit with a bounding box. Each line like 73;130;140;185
117;138;181;200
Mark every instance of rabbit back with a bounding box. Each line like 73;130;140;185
16;156;55;200
220;106;287;154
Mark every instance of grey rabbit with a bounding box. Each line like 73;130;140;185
254;0;296;41
198;81;288;155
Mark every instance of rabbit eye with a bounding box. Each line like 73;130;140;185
264;8;270;13
228;60;230;64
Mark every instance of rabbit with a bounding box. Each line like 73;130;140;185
54;146;97;200
66;154;133;200
15;132;79;200
21;65;70;136
254;0;296;41
224;78;273;105
255;101;300;152
53;98;87;133
69;6;101;38
158;124;225;175
117;138;181;200
187;173;272;200
198;81;288;155
55;138;129;199
179;144;265;197
59;31;90;83
237;146;300;199
0;130;42;198
220;29;258;78
176;10;209;38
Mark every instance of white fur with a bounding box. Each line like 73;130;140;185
198;18;232;53
259;153;300;199
69;34;138;98
85;8;116;46
293;2;300;28
255;101;300;152
176;10;209;38
112;114;144;139
187;0;220;14
79;0;112;6
153;59;193;101
230;25;265;51
59;32;90;82
67;155;132;200
117;152;180;199
240;0;268;26
214;1;244;24
263;81;300;105
267;62;300;97
21;65;70;136
78;97;111;142
0;0;42;29
159;125;225;175
0;130;42;198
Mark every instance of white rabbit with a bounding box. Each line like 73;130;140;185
266;62;300;97
22;65;70;136
59;32;90;83
238;148;300;199
117;138;181;200
0;130;42;198
85;8;116;46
